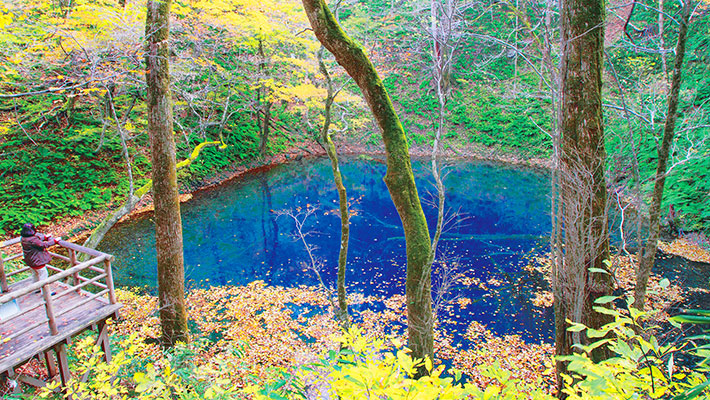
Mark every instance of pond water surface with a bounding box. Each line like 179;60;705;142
100;157;559;343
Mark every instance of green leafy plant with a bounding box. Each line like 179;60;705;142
38;334;238;400
559;296;710;399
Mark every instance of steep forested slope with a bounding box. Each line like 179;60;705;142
0;0;708;236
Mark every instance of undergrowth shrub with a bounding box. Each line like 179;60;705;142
0;126;123;236
249;326;555;400
28;297;710;400
38;334;238;400
560;296;710;399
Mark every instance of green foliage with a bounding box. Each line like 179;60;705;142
663;153;710;232
0;0;321;235
0;0;708;234
450;87;551;154
382;72;552;155
38;334;238;400
0;124;122;236
559;297;710;399
602;0;710;233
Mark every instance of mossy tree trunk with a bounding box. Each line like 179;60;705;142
301;0;433;369
634;0;692;311
555;0;613;391
145;0;189;348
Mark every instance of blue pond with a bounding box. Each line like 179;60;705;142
99;157;555;343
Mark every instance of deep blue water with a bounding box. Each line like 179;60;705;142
99;157;555;343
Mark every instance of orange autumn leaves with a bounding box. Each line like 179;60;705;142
103;247;701;397
112;281;557;392
658;238;710;264
524;253;688;313
453;321;555;390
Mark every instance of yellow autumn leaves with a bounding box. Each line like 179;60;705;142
0;7;12;30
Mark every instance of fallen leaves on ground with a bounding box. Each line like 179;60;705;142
452;321;555;390
658;238;710;264
110;282;559;395
524;252;686;317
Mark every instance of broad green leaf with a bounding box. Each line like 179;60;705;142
588;267;610;275
594;296;617;304
671;315;710;324
672;379;710;400
567;322;587;332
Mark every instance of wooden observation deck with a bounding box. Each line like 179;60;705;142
0;237;122;393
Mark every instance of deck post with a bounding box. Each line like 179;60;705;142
42;285;59;335
54;342;71;391
97;319;112;364
44;351;58;378
2;369;19;394
69;249;80;293
0;252;8;293
103;258;116;305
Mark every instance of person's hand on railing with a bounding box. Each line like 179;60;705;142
46;236;61;245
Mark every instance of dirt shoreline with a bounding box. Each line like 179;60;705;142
18;139;549;244
7;137;707;274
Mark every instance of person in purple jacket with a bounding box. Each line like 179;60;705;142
20;223;59;283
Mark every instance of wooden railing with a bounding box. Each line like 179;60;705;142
0;238;117;341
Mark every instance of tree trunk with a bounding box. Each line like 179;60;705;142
545;0;565;358
634;0;692;311
260;101;272;158
429;0;450;262
300;0;433;369
145;0;189;348
317;47;350;330
257;38;271;159
555;0;613;390
658;0;668;91
82;194;141;254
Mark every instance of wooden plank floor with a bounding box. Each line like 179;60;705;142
0;279;122;374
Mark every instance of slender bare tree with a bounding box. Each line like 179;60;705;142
426;0;461;263
316;45;351;329
634;0;693;311
257;37;273;159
